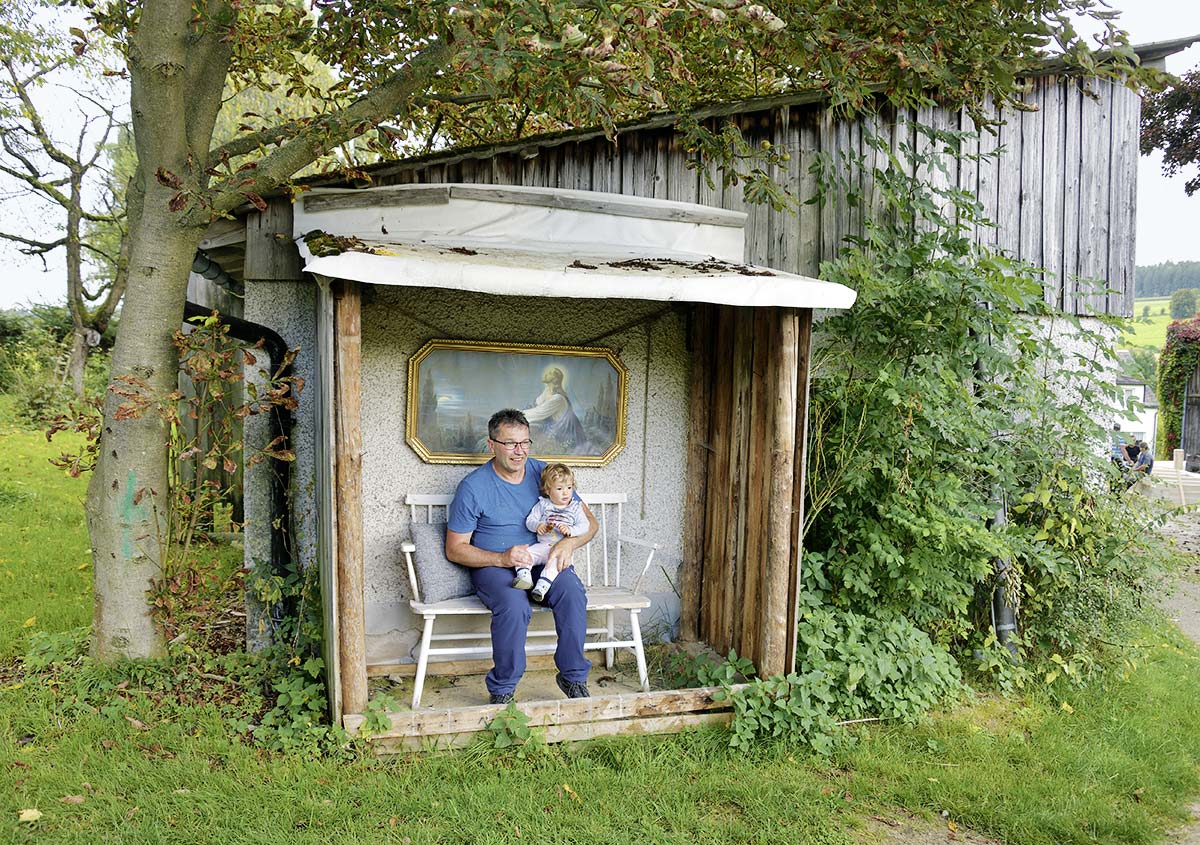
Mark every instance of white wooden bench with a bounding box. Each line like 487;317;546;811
401;493;658;709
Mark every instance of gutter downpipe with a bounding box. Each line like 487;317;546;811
972;306;1020;658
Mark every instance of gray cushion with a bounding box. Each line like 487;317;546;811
408;522;475;604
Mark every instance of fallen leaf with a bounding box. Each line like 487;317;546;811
1060;701;1075;714
100;740;116;749
388;817;397;828
126;806;139;820
927;777;939;782
125;715;149;730
16;733;34;746
948;821;958;831
515;823;521;838
562;783;580;804
60;795;85;805
11;761;29;769
23;616;35;628
18;809;42;823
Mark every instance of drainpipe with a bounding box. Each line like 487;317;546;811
986;489;1019;657
972;306;1019;658
185;254;295;638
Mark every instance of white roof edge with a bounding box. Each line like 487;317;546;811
300;183;749;228
301;245;857;311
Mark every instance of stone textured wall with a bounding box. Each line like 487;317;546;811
360;284;691;666
243;280;320;650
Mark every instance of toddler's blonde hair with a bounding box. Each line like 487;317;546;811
540;462;576;494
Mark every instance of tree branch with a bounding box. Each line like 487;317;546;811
196;38;455;221
0;231;66;254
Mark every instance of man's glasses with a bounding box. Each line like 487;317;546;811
490;438;533;451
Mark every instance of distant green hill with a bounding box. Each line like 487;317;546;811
1136;260;1200;297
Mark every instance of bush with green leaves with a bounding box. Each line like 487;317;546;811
801;125;1165;706
1156;316;1200;458
1169;287;1197;319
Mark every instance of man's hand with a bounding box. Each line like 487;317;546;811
499;544;533;569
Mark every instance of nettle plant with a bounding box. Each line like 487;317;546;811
715;123;1174;751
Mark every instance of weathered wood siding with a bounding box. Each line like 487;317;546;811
365;75;1138;318
681;304;809;674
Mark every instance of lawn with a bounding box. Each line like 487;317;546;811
3;400;1200;844
1123;297;1175;352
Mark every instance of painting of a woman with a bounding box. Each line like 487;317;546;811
522;365;586;452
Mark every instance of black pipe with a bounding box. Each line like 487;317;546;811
986;491;1019;657
183;299;295;635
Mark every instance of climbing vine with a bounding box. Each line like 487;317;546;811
1155;316;1200;459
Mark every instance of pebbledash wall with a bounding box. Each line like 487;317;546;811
359;285;691;667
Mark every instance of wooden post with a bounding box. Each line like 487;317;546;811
700;307;735;650
334;280;367;716
785;309;815;672
760;308;799;675
679;304;713;642
244;198;301;281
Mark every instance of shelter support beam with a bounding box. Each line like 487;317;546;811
689;306;812;676
679;304;714;641
785;309;813;672
334;280;367;716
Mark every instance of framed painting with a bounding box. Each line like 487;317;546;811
406;339;628;466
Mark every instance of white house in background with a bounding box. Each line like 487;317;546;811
1114;371;1158;447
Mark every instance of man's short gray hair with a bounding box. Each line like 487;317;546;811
488;409;529;439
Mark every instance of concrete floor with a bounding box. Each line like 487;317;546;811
372;661;650;713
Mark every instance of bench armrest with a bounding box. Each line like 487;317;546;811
401;541;416;553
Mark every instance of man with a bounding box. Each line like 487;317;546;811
445;408;597;704
1131;441;1154;477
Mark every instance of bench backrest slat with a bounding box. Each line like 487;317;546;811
405;492;626;590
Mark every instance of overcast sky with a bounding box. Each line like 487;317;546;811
1;2;1199;309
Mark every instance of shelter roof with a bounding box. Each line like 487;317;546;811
296;184;857;310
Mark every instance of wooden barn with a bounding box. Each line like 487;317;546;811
191;40;1192;749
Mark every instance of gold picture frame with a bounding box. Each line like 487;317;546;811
406;339;628;466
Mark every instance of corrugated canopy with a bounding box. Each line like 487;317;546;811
302;241;857;309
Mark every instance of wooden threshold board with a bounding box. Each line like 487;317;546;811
343;684;746;754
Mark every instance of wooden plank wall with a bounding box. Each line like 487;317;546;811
683;305;803;675
374;76;1139;318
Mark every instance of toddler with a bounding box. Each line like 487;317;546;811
513;463;588;601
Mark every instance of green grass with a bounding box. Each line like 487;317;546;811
1123;297;1176;352
0;398;92;659
3;397;1200;844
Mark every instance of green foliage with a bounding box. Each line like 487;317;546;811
360;693;396;737
802;123;1171;713
1169;287;1197;319
1155;316;1200;458
486;703;546;757
1142;62;1200;197
1126;346;1158;388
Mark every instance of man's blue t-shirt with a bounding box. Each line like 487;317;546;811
447;458;547;552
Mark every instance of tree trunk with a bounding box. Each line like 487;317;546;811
85;179;204;660
85;199;202;659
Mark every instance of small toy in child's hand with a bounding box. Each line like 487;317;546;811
537;523;553;535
